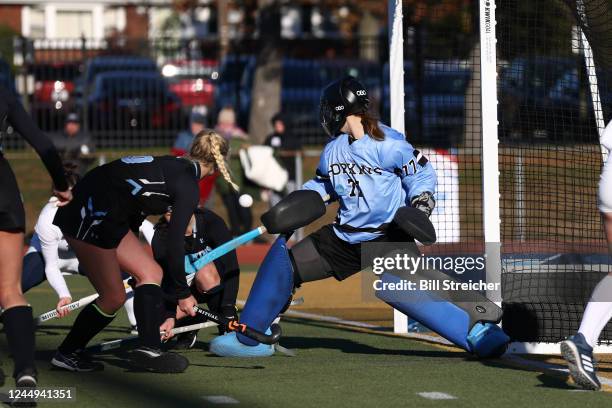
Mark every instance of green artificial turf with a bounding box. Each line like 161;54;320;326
1;275;612;407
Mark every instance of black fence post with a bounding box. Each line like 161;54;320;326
81;35;89;133
414;22;424;142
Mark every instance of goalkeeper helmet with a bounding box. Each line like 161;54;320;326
319;76;370;137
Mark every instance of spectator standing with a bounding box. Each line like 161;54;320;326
214;107;252;236
52;113;94;174
263;112;301;206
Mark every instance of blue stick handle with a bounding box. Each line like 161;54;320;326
186;226;266;273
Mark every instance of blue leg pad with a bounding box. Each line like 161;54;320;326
376;272;508;355
237;236;293;346
210;329;275;357
467;322;510;358
377;273;472;350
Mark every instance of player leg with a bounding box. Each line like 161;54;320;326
171;263;223;349
375;214;508;358
376;264;509;358
0;158;38;387
0;230;39;387
21;252;47;293
124;296;137;334
200;208;241;332
561;160;612;390
210;227;340;357
116;231;189;373
51;238;123;372
217;261;240;333
210;191;327;357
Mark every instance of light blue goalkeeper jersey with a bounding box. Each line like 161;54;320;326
303;124;437;243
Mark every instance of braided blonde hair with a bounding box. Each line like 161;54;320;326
190;129;239;192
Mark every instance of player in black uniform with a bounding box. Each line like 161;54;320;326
50;129;238;373
0;84;71;388
152;208;240;348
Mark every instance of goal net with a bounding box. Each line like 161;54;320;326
496;0;612;349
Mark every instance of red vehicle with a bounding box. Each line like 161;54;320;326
31;62;80;130
162;59;218;110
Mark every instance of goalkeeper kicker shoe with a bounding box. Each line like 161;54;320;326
210;330;274;357
130;347;189;373
561;333;601;390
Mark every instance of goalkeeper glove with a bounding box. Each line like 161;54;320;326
410;191;435;217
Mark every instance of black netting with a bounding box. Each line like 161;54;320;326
498;0;612;344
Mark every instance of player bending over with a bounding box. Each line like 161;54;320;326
151;208;240;349
22;163;144;328
50;130;236;373
562;120;612;390
212;76;510;358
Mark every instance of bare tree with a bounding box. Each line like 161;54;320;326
247;0;282;144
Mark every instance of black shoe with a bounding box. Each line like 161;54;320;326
51;350;104;372
15;368;37;387
130;347;189;373
172;331;198;350
11;368;37;407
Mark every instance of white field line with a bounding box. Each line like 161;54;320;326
201;395;239;404
417;392;457;400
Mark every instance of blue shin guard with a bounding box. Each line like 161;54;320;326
377;272;509;358
237;236;293;346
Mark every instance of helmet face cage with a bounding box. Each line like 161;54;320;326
319;95;344;137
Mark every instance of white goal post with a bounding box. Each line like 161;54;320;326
388;0;409;334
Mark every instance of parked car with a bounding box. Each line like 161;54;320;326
161;59;218;115
73;56;158;104
236;57;382;141
84;71;182;131
498;57;580;141
382;60;471;147
30;62;81;130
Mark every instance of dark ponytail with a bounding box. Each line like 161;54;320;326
361;112;385;141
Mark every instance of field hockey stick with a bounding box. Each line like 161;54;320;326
195;225;266;266
36;293;100;323
36;272;197;325
193;305;281;345
37;226;265;323
35;275;138;324
85;321;217;353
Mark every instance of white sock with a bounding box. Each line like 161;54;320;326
578;275;612;348
124;297;137;327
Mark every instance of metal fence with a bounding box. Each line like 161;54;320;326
1;35;384;149
1;7;602;153
0;29;488;150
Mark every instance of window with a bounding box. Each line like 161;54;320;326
55;10;93;38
